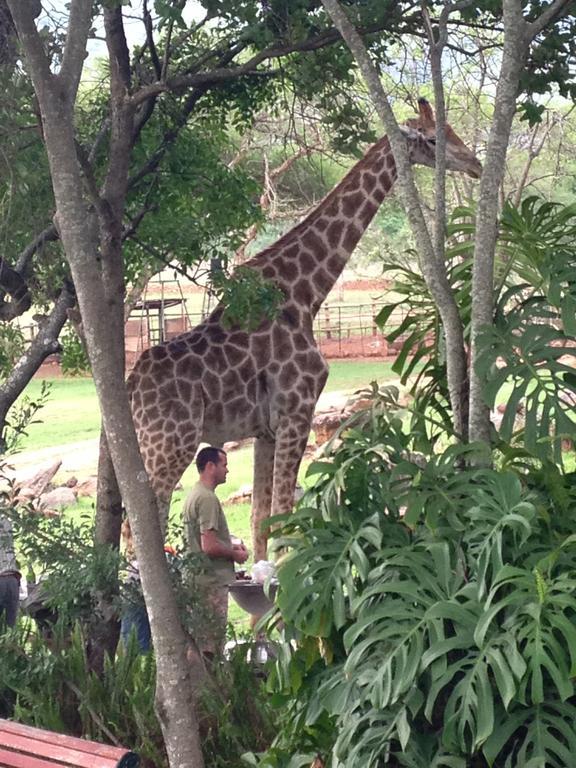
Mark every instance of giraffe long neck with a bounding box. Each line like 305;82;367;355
247;136;398;315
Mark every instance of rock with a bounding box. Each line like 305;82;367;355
225;482;304;505
39;487;77;512
225;484;253;505
312;410;347;446
75;476;98;498
15;460;62;497
223;437;254;452
16;486;36;501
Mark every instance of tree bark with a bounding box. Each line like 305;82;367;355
87;428;123;670
7;3;206;766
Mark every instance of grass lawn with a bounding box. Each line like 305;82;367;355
18;358;397;452
18;378;101;450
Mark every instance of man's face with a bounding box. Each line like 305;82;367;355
213;453;228;486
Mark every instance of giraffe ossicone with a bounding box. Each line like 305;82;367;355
127;97;482;559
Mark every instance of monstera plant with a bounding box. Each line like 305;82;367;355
249;196;576;768
377;196;576;461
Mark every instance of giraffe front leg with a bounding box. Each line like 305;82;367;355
251;436;275;563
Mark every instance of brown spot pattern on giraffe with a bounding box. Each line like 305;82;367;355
203;371;222;399
228;331;249;347
343;224;361;252
238;358;256;382
294;279;313;305
363;173;377;193
167;341;188;360
313;268;332;294
327;220;344;248
342;191;364;218
251;334;271;367
301;230;327;258
282;243;299;260
204;348;227;374
277;259;298;281
222;369;243;399
224;344;246;367
176;357;202;379
189;337;208;356
300;252;316;273
272;325;293;361
280;361;299;389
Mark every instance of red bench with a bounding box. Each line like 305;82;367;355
0;719;139;768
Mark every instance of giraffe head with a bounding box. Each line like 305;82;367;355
401;97;482;179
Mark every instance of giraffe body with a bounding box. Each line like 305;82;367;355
127;99;482;558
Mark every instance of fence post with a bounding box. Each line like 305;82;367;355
324;305;332;340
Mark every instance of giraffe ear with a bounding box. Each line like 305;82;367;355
417;98;436;127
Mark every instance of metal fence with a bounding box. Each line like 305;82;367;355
18;301;409;363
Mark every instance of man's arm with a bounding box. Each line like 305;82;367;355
201;530;248;564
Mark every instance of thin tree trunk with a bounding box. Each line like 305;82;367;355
321;0;468;438
468;0;528;445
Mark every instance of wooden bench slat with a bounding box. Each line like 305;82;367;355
0;745;67;768
0;720;127;760
0;731;118;768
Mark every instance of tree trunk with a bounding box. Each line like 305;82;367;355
468;0;528;445
7;3;206;765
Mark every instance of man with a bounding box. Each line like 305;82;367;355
182;446;248;655
0;513;20;629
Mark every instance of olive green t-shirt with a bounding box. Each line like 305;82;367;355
182;482;234;587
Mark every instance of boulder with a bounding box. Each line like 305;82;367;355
312;410;345;446
75;476;98;498
39;487;77;512
225;484;253;505
15;460;62;498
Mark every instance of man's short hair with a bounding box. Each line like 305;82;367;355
196;446;226;472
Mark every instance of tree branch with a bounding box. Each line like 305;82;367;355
0;280;75;435
527;0;574;38
128;16;424;107
6;2;52;86
58;0;92;97
0;258;32;320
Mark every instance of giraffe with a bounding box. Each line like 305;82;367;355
127;98;482;559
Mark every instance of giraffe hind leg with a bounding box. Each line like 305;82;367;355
251;436;275;562
270;413;312;536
